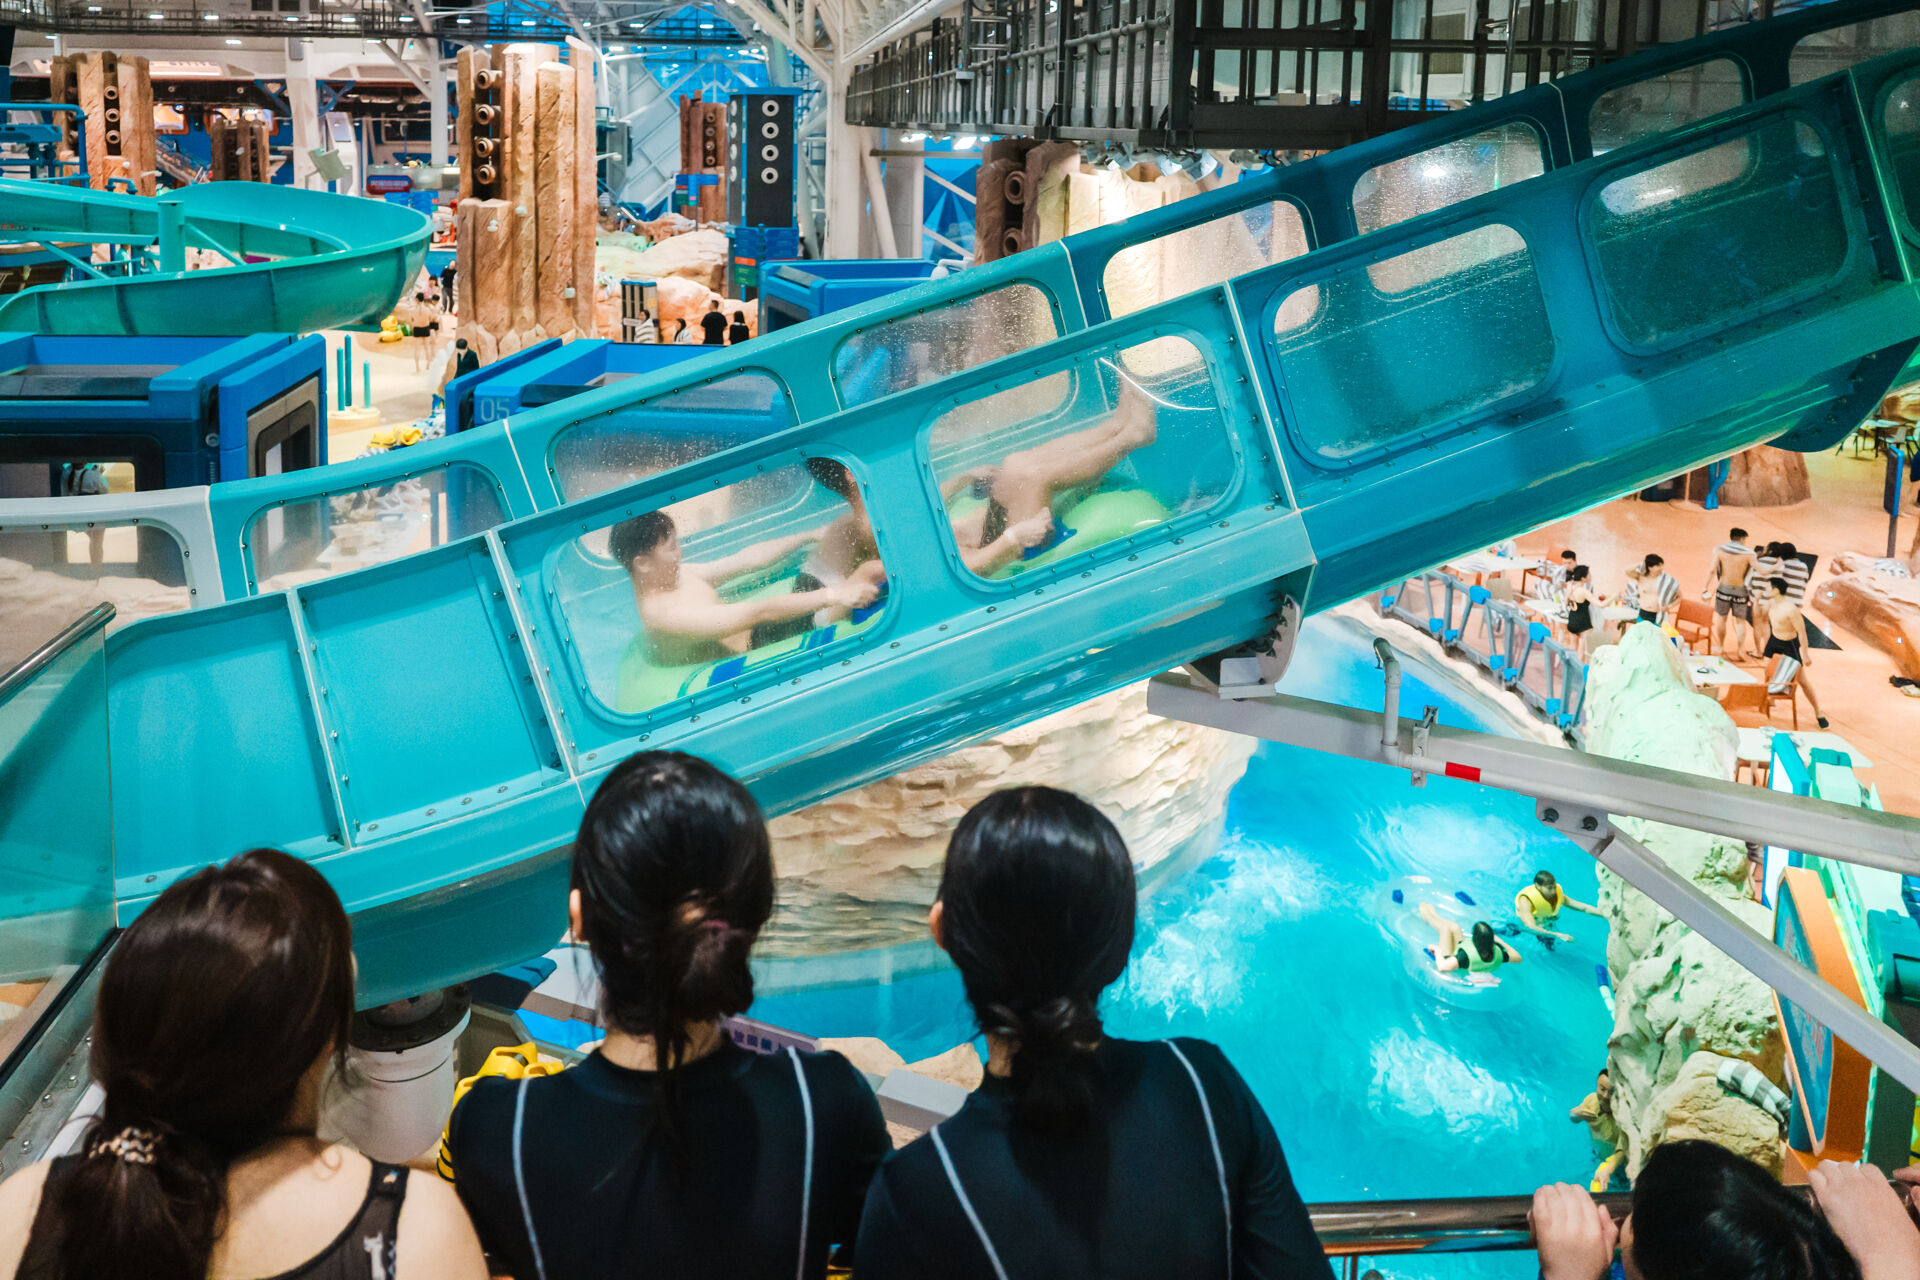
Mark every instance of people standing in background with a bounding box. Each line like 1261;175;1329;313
1635;553;1679;626
1773;541;1812;603
728;310;751;346
453;338;480;381
673;318;699;345
699;300;728;346
1702;528;1757;660
1532;549;1578;600
633;307;660;344
1748;541;1784;611
1564;566;1596;657
1763;576;1831;729
439;259;457;313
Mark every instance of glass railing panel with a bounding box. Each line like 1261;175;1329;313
1790;12;1920;86
1589;57;1747;154
925;332;1238;580
1352;122;1547;234
1273;223;1555;463
552;463;889;715
0;607;116;1073
0;523;190;672
1102;201;1312;317
1589;117;1851;350
548;371;798;502
243;462;509;593
830;283;1060;408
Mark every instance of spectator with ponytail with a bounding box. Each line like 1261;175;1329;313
0;848;487;1280
442;750;888;1279
856;786;1333;1280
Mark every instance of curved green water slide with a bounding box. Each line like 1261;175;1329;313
0;178;430;335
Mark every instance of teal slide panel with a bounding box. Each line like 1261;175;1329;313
294;539;565;843
0;181;429;337
107;594;340;897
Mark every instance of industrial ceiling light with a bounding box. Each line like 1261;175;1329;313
147;11;163;17
225;35;241;42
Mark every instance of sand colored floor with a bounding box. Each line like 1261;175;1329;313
319;327;453;462
1528;447;1920;816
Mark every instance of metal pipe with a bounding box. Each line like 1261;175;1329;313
0;604;116;707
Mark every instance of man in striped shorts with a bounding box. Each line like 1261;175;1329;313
1636;553;1680;626
1702;528;1756;659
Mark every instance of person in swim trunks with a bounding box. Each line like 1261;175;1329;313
1762;575;1830;729
1702;527;1757;659
804;374;1161;583
608;510;881;667
1419;902;1522;978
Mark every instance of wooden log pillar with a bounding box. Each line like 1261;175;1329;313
534;63;574;341
569;39;598;339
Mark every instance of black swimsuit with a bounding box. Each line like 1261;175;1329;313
20;1156;408;1279
1566;600;1592;635
1764;634;1803;663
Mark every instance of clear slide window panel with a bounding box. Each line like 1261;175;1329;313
1791;13;1920;86
0;524;190;671
1588;59;1746;155
1590;119;1849;349
831;284;1058;407
245;463;508;594
925;333;1235;581
1352;123;1547;235
560;462;891;715
1102;201;1311;316
550;372;797;502
1883;72;1920;234
1274;224;1555;461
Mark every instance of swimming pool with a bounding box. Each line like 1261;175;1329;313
755;617;1612;1278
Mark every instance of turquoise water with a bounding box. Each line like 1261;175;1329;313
754;620;1613;1277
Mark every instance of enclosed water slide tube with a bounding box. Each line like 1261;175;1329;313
0;179;430;336
10;4;1920;1007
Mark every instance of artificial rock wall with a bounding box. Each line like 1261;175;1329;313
454;42;598;361
1824;550;1920;679
758;682;1257;957
1583;624;1788;1175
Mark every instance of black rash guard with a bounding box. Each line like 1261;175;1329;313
856;1036;1333;1280
445;1041;888;1279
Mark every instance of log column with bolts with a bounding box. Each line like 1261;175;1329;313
453;42;600;361
50;52;156;195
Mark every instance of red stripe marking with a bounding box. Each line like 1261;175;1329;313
1444;762;1481;782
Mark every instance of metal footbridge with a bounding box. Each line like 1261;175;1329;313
9;0;1920;1012
0;178;429;335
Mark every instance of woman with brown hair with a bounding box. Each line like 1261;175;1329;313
0;849;486;1280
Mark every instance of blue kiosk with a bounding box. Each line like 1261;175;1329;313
757;259;946;333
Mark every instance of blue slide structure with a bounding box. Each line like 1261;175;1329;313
9;0;1920;1007
0;179;429;336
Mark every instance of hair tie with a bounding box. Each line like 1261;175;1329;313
89;1127;159;1166
700;919;731;936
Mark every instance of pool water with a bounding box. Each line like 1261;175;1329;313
754;619;1613;1277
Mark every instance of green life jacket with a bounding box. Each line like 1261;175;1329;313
1455;933;1505;974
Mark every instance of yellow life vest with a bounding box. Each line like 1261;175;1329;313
1455;933;1505;974
1516;883;1566;925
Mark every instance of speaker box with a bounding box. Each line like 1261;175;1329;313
727;91;796;228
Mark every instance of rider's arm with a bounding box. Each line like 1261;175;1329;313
642;586;847;642
1500;940;1525;964
691;532;814;584
1514;902;1555;938
1566;896;1605;917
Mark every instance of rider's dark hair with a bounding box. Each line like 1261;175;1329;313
608;510;676;570
938;787;1134;1135
1534;870;1557;890
1771;576;1790;594
41;850;354;1280
1567;565;1589;583
1470;921;1499;959
804;457;857;500
572;751;773;1150
1628;1140;1859;1280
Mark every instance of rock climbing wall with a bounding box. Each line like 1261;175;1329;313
49;52;157;195
208;115;273;183
453;41;599;360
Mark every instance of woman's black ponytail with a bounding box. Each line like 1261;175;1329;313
938;787;1136;1135
43;849;355;1280
573;751;774;1148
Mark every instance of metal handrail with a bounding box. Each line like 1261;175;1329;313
0;602;115;706
1311;1191;1630;1256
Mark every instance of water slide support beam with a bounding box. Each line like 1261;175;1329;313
1146;651;1920;1097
